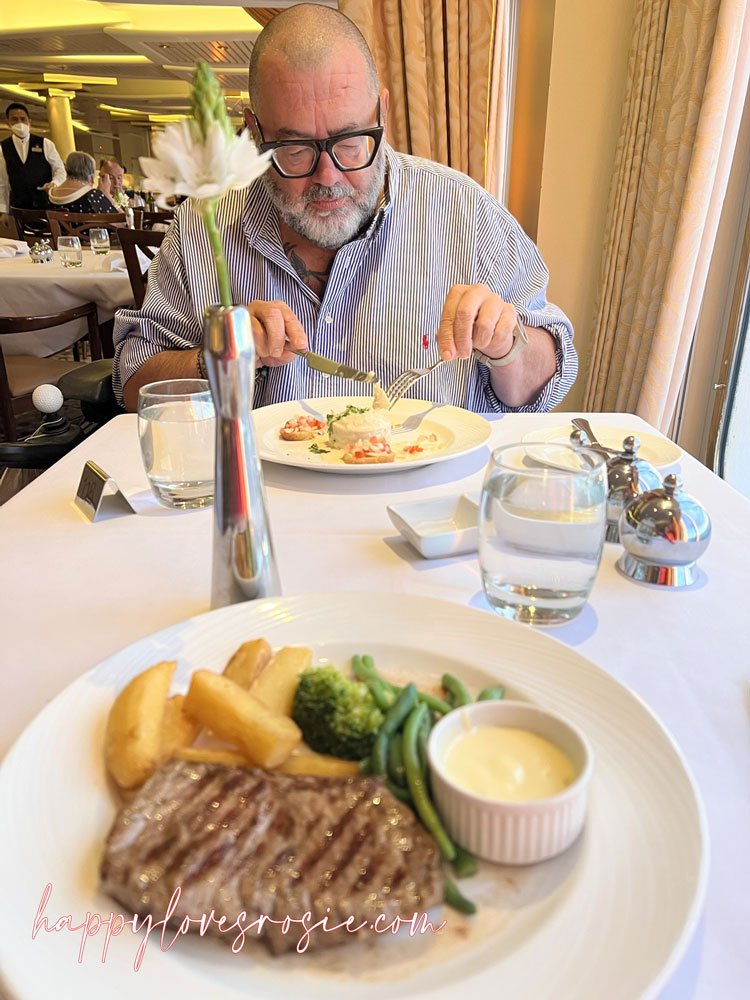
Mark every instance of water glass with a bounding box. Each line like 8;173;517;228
89;228;110;255
137;379;215;509
57;236;83;268
479;442;607;625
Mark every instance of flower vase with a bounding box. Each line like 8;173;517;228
202;304;281;608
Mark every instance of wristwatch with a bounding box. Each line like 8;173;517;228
473;319;529;368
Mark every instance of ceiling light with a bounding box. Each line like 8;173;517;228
98;102;149;116
0;84;46;103
43;73;118;86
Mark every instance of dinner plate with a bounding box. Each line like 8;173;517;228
253;396;491;473
0;594;707;1000
523;423;682;469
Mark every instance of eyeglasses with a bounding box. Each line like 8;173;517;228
255;99;384;179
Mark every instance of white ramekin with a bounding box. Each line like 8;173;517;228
428;700;593;865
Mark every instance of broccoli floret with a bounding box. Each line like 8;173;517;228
292;666;384;760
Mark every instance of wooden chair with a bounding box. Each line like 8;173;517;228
11;208;52;242
0;303;103;441
46;210;144;249
141;210;175;231
117;227;166;308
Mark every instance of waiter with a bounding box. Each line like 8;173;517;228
0;102;66;226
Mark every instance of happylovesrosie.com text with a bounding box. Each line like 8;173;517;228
32;883;446;968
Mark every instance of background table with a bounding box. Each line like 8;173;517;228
0;248;133;356
0;410;748;1000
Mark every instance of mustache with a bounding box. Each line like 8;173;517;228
302;183;352;204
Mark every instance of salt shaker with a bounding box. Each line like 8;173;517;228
202;304;281;608
604;436;661;543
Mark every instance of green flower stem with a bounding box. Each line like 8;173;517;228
199;198;232;307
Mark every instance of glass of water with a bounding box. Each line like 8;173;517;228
137;379;215;509
57;236;83;268
89;228;110;255
479;442;607;625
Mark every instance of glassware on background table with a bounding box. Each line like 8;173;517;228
57;236;83;268
478;442;607;625
89;228;110;255
137;379;215;509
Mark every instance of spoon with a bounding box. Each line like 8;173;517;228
570;418;618;458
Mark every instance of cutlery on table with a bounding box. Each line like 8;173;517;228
570;418;619;458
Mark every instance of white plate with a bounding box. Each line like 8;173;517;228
253;397;491;474
387;493;480;558
524;423;682;469
0;594;707;1000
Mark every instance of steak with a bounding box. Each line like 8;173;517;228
100;760;443;954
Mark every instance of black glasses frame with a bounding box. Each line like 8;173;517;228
255;99;383;179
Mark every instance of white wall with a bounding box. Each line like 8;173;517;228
536;0;636;411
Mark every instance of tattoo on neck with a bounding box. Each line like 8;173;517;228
283;242;332;295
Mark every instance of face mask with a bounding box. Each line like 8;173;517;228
11;123;29;139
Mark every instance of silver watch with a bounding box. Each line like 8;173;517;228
473;319;529;368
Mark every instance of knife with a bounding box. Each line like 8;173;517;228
292;348;377;384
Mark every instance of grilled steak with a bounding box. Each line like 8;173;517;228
100;760;443;954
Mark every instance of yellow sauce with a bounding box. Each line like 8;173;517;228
444;726;576;802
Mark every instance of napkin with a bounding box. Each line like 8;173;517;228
0;237;30;258
107;248;153;273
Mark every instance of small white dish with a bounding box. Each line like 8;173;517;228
428;700;593;865
386;492;479;558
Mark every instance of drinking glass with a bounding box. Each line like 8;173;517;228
137;379;215;509
57;236;83;268
479;442;607;625
89;228;110;255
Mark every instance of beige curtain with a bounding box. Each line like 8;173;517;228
341;0;511;190
584;0;750;431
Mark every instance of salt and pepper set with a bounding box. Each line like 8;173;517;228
571;428;711;588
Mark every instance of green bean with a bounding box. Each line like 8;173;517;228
441;673;472;708
385;778;413;805
387;733;406;786
444;875;477;915
361;655;452;715
417;708;431;774
371;683;419;777
477;685;505;701
451;845;478;878
358;756;374;774
402;704;456;861
352;655;394;711
370;730;389;776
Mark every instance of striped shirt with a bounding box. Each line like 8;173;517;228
113;146;576;411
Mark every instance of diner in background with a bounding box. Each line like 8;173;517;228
48;151;119;214
113;3;577;415
98;158;130;210
0;101;65;224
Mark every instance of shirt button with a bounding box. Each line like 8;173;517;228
325;314;333;324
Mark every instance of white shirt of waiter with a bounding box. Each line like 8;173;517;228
0;131;66;214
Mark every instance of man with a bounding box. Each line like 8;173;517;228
98;158;129;209
0;102;66;225
114;4;576;413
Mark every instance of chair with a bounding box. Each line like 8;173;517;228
11;208;52;242
0;302;103;441
141;210;175;231
46;210;144;249
118;227;165;308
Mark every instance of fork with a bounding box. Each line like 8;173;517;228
383;359;445;408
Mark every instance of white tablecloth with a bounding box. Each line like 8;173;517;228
0;410;748;999
0;249;133;356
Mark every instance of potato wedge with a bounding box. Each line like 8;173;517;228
175;747;249;767
160;694;201;757
278;749;359;778
222;638;272;689
105;661;175;790
249;645;312;716
184;670;301;768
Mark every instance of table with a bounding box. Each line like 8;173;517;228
0;410;748;1000
0;248;133;356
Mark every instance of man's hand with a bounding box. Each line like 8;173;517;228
0;212;13;230
99;174;112;197
249;300;308;366
436;284;517;363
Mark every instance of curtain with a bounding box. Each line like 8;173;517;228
341;0;511;191
584;0;750;431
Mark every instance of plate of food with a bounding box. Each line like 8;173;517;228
523;423;682;469
0;594;706;1000
253;395;491;473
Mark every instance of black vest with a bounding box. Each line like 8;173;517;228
1;133;52;210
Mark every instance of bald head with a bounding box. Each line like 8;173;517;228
248;4;378;111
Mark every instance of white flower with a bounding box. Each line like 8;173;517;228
139;120;271;209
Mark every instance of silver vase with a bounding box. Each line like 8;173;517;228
203;304;281;607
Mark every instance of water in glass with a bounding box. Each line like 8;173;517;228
89;228;110;255
58;236;83;268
